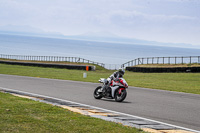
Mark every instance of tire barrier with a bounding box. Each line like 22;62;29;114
126;66;200;73
0;60;95;71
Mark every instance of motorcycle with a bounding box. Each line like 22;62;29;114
93;78;128;102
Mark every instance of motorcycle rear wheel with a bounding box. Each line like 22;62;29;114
114;89;127;102
94;86;103;99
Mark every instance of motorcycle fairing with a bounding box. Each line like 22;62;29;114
111;86;119;98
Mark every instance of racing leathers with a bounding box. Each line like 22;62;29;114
107;71;122;84
101;71;125;93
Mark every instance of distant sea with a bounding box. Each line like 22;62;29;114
0;34;200;69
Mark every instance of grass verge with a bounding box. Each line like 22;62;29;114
0;92;144;133
0;63;200;94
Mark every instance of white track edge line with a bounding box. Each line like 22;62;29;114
0;87;199;133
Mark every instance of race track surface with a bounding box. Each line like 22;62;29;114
0;74;200;131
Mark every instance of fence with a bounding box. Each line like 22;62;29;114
3;54;199;70
122;56;200;68
0;54;105;68
104;64;121;70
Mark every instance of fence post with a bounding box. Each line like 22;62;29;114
175;57;177;64
163;57;164;64
168;57;170;64
157;57;159;64
190;56;191;64
198;56;200;64
152;58;154;64
182;57;183;64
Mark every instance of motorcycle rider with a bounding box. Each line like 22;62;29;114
100;68;125;93
108;68;125;83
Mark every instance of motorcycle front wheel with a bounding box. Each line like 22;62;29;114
114;89;127;102
93;86;103;99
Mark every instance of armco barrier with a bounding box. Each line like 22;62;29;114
126;66;200;73
0;60;95;71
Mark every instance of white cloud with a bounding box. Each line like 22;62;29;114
0;0;200;45
101;10;197;24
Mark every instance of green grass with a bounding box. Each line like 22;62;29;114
0;92;144;133
0;63;200;94
0;63;111;82
125;72;200;94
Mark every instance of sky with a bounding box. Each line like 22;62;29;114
0;0;200;46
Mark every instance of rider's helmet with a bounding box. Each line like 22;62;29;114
118;68;125;78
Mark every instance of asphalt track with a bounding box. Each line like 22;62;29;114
0;74;200;131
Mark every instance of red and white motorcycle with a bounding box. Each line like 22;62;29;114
93;78;128;102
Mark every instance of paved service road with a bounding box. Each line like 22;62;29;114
0;74;200;131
